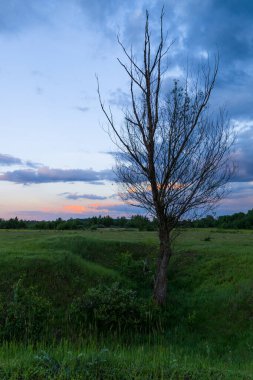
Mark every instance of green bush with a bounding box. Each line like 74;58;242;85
119;251;154;289
70;283;162;333
0;279;52;341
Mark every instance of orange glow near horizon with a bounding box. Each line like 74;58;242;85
63;205;88;213
62;201;123;214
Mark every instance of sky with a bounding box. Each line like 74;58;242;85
0;0;252;220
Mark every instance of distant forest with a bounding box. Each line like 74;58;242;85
1;210;253;230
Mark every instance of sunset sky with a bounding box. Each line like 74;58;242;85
0;0;252;220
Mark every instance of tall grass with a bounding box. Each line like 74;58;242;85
0;339;252;379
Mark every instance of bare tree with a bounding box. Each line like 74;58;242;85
98;10;234;305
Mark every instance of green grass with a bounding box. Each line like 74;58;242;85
0;228;253;378
0;340;252;379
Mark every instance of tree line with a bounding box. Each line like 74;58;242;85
0;215;156;231
190;209;253;229
1;210;253;230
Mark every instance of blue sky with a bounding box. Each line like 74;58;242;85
0;0;252;220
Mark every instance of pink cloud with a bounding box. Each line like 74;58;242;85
63;205;88;213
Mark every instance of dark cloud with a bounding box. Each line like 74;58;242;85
184;0;253;63
25;160;42;169
0;153;22;166
0;153;42;169
170;0;253;119
0;166;115;184
60;192;107;200
97;1;253;120
75;1;253;121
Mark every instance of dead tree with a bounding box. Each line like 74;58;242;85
98;10;234;305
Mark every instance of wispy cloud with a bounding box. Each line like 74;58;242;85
60;192;107;200
109;88;131;108
0;153;42;169
0;166;115;184
74;106;90;113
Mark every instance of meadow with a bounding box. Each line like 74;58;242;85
0;228;252;379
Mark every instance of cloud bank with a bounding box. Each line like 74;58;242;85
0;154;22;166
0;166;115;185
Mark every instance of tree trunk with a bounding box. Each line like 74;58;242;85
153;225;172;305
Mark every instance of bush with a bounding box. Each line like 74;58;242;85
70;283;162;333
0;279;52;341
119;251;154;289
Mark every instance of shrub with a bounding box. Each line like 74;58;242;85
0;279;52;341
70;283;162;333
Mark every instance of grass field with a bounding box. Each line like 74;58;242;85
0;228;253;379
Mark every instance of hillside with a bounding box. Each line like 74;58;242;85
0;228;252;379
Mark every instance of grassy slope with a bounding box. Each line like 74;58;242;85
0;228;253;378
0;230;130;307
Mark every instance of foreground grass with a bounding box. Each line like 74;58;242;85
0;340;252;379
0;228;253;378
